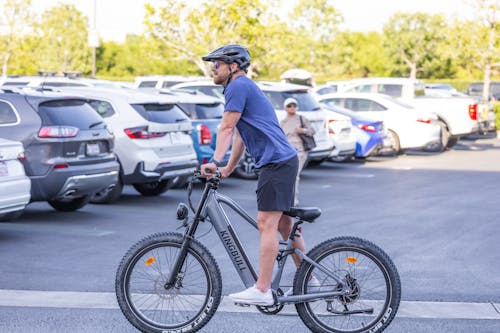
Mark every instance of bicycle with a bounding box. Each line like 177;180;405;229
115;170;401;333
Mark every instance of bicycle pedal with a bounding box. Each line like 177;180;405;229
234;302;251;307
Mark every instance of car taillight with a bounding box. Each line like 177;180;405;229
328;119;336;134
38;126;79;138
416;118;432;124
468;104;478;120
124;126;166;139
358;124;377;132
197;124;212;145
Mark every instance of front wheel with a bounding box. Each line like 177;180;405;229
115;232;222;333
294;237;401;333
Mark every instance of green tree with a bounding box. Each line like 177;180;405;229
0;0;33;75
333;31;389;78
34;3;91;74
144;0;270;77
382;12;451;79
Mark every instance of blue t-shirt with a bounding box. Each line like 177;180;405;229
224;76;297;168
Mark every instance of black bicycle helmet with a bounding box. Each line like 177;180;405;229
202;44;251;72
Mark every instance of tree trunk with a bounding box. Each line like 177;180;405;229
2;53;10;76
409;63;417;80
482;25;496;102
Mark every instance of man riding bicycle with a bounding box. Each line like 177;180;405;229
200;44;319;305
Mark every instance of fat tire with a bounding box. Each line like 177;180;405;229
115;232;222;333
294;236;401;333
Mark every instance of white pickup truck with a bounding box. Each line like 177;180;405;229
342;77;480;148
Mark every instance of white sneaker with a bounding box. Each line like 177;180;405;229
228;285;274;306
285;276;322;296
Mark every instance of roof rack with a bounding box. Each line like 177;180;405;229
63;71;83;78
37;70;58;77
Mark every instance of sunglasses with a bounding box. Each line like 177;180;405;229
213;61;222;69
286;104;297;108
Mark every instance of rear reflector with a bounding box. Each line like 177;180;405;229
38;126;79;138
54;164;68;169
328;119;336;134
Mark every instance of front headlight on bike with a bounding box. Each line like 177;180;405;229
176;203;189;221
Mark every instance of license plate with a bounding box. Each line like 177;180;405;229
0;161;8;177
86;143;100;156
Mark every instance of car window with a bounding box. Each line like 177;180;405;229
197;86;224;99
345;98;386;111
38;99;106;129
177;102;224;120
0;100;19;124
262;90;321;111
2;81;29;86
320;98;343;108
378;84;402;97
138;81;157;88
131;103;189;123
316;86;337;95
88;99;116;118
350;84;373;93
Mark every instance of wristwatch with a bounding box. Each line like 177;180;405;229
208;158;223;167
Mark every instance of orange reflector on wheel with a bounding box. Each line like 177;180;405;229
346;257;357;264
145;257;155;266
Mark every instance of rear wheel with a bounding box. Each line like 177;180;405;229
294;237;401;333
387;130;400;154
116;232;222;333
48;196;90;212
133;180;170;196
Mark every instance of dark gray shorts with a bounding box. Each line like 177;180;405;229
255;155;298;211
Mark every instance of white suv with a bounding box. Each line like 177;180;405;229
58;87;198;203
134;75;206;89
0;138;31;221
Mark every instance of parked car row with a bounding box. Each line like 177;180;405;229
1;74;496;222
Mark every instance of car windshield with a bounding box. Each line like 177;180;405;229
38;99;105;128
263;90;321;111
131;103;189;123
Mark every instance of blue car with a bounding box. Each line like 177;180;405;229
169;91;231;184
322;104;391;158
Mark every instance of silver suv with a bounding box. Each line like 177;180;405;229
59;87;198;203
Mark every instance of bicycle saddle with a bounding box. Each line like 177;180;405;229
284;207;322;222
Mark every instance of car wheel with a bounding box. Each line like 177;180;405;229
169;175;190;189
446;137;458;148
133;180;170;196
387;130;401;154
307;158;326;166
91;179;124;204
233;151;258;179
48;196;91;212
437;120;450;151
0;210;24;222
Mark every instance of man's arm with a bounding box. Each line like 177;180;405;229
201;110;242;176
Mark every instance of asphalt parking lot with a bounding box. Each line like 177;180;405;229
0;134;499;333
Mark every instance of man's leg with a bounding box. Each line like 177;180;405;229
255;210;283;292
278;215;306;268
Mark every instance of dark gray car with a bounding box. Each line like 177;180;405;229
0;88;119;212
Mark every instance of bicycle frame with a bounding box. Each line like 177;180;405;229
166;177;352;305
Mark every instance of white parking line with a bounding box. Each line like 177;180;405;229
0;289;499;320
